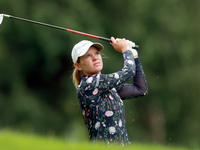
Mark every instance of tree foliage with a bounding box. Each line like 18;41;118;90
0;0;200;147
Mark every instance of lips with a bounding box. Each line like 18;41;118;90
94;62;100;66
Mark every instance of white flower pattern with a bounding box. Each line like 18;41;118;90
114;73;119;79
127;60;134;65
86;77;93;84
95;122;100;130
76;50;148;145
119;119;122;127
109;126;116;135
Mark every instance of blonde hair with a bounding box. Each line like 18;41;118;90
72;68;82;88
72;58;82;89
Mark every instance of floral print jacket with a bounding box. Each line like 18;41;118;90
77;50;148;145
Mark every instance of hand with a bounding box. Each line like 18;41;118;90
110;37;131;53
127;40;138;58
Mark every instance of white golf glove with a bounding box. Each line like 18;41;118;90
127;40;138;57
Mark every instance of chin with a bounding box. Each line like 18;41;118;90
94;68;102;75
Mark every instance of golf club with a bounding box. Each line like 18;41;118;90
0;14;139;49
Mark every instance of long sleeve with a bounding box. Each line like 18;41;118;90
76;50;147;145
116;58;148;99
77;50;136;97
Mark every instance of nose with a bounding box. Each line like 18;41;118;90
92;54;98;61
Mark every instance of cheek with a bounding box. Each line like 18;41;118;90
98;55;102;61
100;57;103;65
81;60;92;69
100;58;103;64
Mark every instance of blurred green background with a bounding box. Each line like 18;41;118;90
0;0;200;148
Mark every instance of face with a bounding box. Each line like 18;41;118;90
74;46;103;76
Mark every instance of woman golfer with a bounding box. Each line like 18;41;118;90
71;37;148;146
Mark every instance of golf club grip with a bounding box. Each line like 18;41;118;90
99;37;139;50
99;36;111;42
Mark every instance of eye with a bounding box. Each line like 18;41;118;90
86;54;90;59
96;51;100;55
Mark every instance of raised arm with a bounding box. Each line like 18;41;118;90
78;37;137;97
116;58;148;99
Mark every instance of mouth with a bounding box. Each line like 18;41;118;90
94;62;100;66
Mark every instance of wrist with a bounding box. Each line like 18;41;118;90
122;46;132;53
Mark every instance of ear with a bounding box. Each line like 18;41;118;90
74;62;82;71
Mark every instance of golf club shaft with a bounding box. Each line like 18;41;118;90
3;14;139;49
